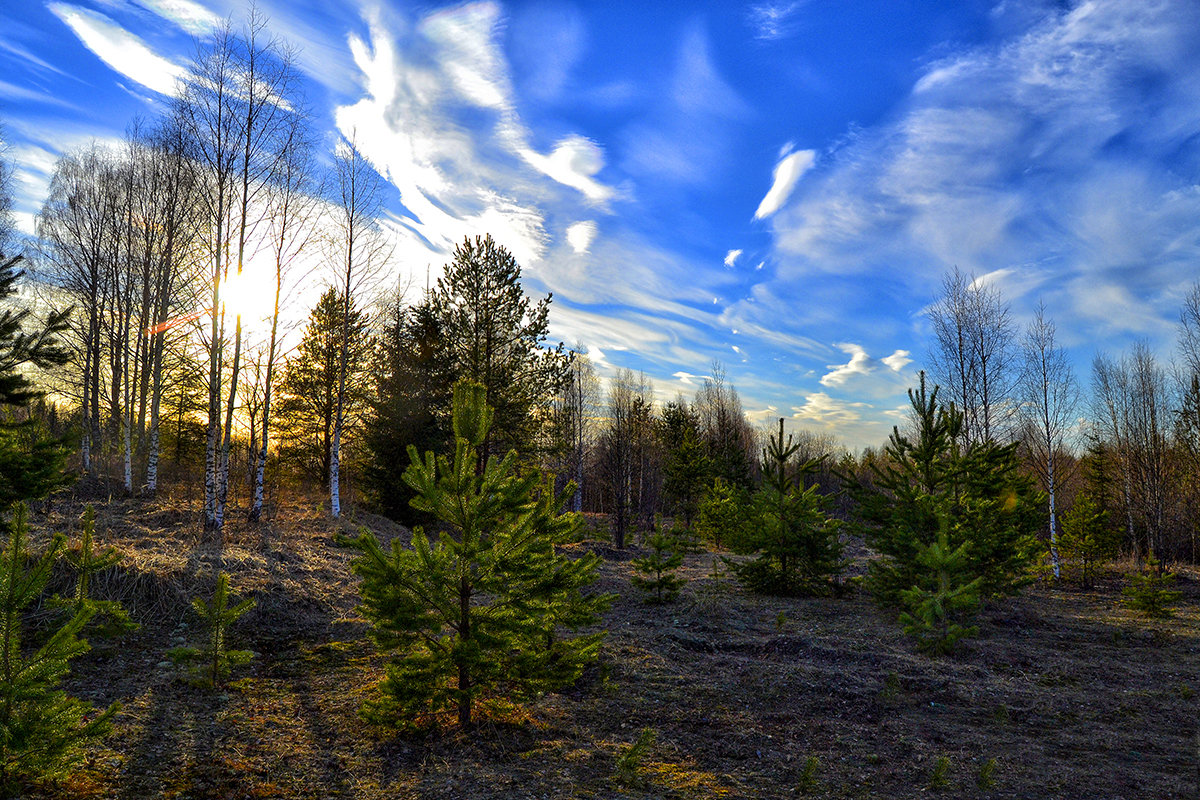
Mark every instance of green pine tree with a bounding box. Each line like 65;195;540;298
0;255;72;506
898;529;983;654
168;573;255;687
53;505;135;635
729;418;843;596
0;502;117;792
343;381;613;730
1058;493;1118;589
631;521;687;604
694;478;749;551
1122;552;1182;618
850;373;1042;607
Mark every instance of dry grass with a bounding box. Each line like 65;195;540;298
14;491;1200;799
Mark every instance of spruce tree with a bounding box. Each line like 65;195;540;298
659;402;709;531
631;521;687;604
343;381;611;730
728;418;842;596
0;503;116;791
363;296;454;524
168;573;255;687
1122;552;1181;618
898;529;983;655
0;255;72;505
850;373;1042;607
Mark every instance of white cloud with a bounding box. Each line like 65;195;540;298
748;2;807;40
49;3;185;97
131;0;219;34
881;349;912;371
754;148;815;219
520;135;615;205
820;343;871;387
724;248;742;268
790;392;869;425
565;220;597;254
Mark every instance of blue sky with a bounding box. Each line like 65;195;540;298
3;0;1200;450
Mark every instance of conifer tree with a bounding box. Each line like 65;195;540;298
0;255;72;505
728;418;843;596
0;503;117;791
54;506;134;634
343;381;611;730
659;401;709;531
275;287;371;486
431;235;571;462
850;373;1042;607
168;573;255;687
363;295;454;524
694;478;748;550
1122;552;1181;618
1058;494;1117;589
631;520;686;604
898;529;983;654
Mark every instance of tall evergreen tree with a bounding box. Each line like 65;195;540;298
275;287;370;487
659;401;708;531
0;255;72;505
431;234;571;462
363;294;454;524
343;381;611;730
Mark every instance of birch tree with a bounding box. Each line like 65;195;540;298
1018;303;1079;580
174;12;304;535
327;138;390;518
927;268;1016;446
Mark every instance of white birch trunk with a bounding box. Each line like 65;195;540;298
330;425;341;518
1047;455;1060;580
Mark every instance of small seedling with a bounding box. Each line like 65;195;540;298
631;521;687;604
614;727;656;788
976;757;997;789
928;755;952;791
168;573;255;687
53;506;136;636
775;611;788;632
796;755;821;794
1122;552;1182;618
880;671;902;701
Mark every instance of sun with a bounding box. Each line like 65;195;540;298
220;255;279;327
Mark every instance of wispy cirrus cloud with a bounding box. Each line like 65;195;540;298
128;0;219;34
48;3;185;96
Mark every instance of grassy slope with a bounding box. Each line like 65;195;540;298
19;494;1200;799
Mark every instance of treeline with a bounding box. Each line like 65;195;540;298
7;11;1200;573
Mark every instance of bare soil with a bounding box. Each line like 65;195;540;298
18;492;1200;799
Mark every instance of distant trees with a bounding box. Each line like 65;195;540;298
276;288;371;488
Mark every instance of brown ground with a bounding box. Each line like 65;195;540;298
17;489;1200;800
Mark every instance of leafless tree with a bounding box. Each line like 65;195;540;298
327;136;391;518
174;10;305;535
927;268;1015;446
1018;302;1079;579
